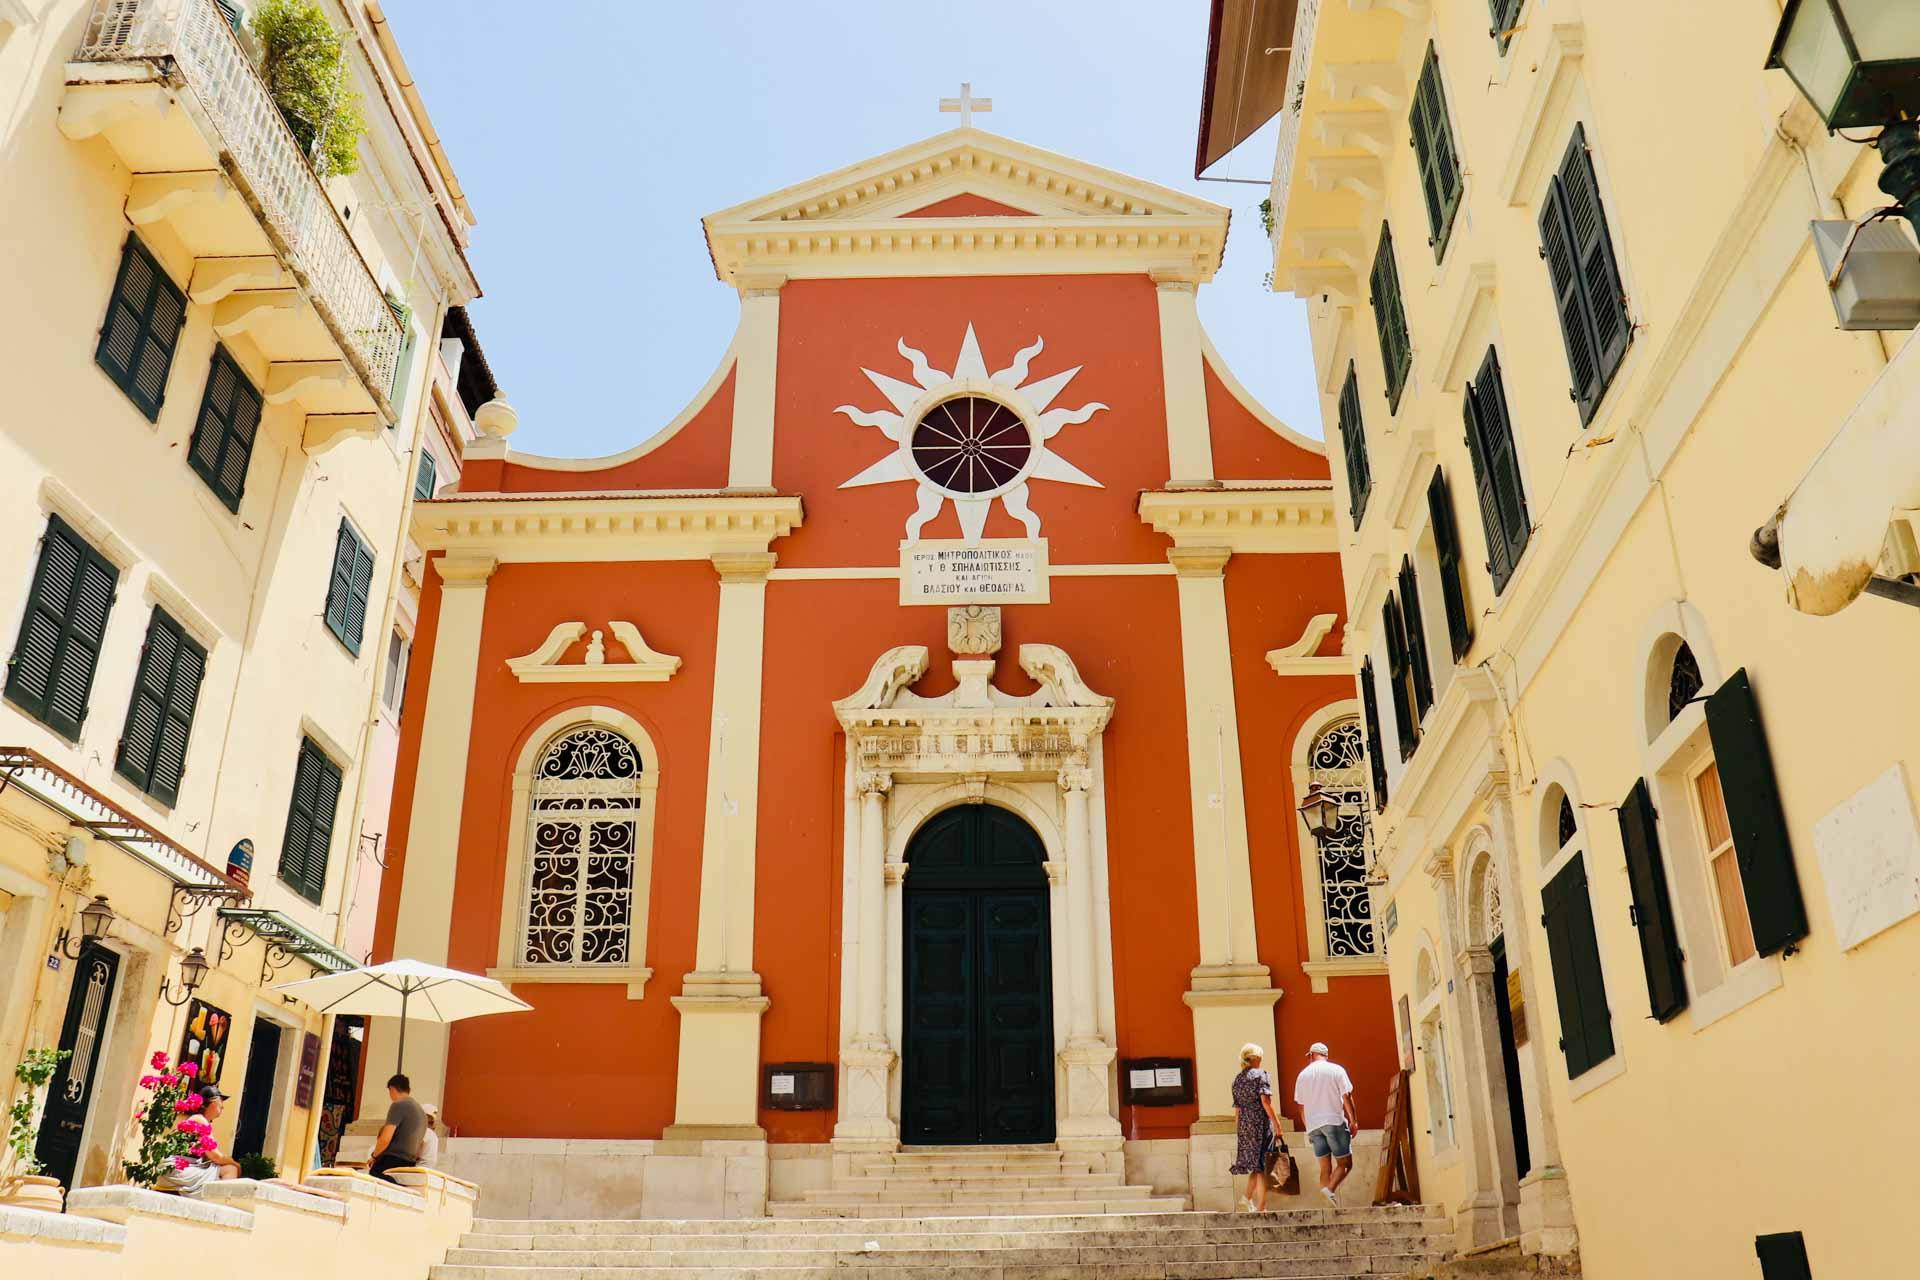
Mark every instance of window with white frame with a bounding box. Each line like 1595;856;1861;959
1689;759;1757;968
1413;947;1456;1150
381;631;409;714
1310;719;1378;958
521;726;644;967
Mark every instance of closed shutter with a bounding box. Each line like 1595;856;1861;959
1370;225;1413;411
1465;347;1531;593
1409;45;1462;256
1540;125;1630;425
323;521;376;656
1755;1232;1812;1280
414;452;437;501
1426;468;1474;660
95;236;186;422
114;610;207;806
1398;557;1435;719
1383;596;1418;762
1540;853;1615;1079
1338;364;1372;524
1359;658;1389;813
5;517;119;740
1617;779;1689;1022
1490;0;1524;50
1705;670;1808;956
280;738;343;904
187;346;263;512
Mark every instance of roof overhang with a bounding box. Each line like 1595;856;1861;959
1194;0;1301;177
413;491;805;563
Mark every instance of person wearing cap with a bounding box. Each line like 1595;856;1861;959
416;1102;440;1168
1228;1043;1283;1213
153;1083;241;1195
1293;1041;1358;1206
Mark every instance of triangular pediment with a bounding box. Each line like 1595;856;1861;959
703;128;1231;285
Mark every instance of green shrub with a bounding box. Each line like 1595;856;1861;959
252;0;365;177
237;1151;279;1181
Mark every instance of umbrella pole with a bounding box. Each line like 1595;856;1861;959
397;984;409;1077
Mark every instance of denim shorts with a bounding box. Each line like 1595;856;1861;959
1308;1123;1352;1159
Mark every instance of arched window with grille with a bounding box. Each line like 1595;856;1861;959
1309;717;1379;959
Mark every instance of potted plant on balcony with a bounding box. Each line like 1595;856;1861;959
252;0;366;177
1;1047;71;1212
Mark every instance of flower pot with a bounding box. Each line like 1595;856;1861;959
0;1174;65;1213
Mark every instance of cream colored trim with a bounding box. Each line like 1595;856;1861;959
766;562;1177;581
1382;427;1437;534
1497;24;1587;206
727;280;782;488
1301;957;1389;994
1137;488;1338;552
1266;614;1349;677
693;554;772;979
502;331;740;473
141;572;221;650
1430;261;1498;393
504;621;682;684
36;476;139;568
1197;330;1326;455
412;493;803;563
1154;275;1215;486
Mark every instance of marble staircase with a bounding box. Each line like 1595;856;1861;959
771;1145;1187;1219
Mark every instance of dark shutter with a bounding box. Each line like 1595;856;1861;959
1706;670;1808;956
414;452;437;501
1755;1232;1813;1280
1382;596;1418;762
1370;225;1413;412
1465;347;1531;594
1540;125;1630;425
1359;658;1389;813
1427;468;1474;660
187;346;263;512
1617;779;1689;1022
95;236;186;422
1490;0;1524;50
280;738;342;904
1541;854;1615;1078
1338;364;1372;524
5;517;119;740
323;521;375;656
1409;45;1463;257
1397;557;1435;719
114;609;207;806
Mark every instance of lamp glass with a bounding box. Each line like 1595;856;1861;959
1851;1;1920;63
1779;0;1855;121
179;947;210;991
79;895;114;940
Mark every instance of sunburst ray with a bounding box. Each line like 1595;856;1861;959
842;451;916;487
1028;449;1101;487
953;324;989;381
897;338;947;389
992;337;1044;387
1017;364;1081;414
863;367;925;416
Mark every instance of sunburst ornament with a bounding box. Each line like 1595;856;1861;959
836;324;1107;542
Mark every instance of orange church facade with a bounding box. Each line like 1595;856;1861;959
370;128;1393;1216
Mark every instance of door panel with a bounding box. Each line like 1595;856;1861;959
36;944;120;1188
232;1017;283;1158
904;890;977;1144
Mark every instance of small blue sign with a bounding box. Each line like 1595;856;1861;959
46;955;60;971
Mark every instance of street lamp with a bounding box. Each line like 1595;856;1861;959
1296;782;1344;842
1767;0;1920;230
159;946;211;1007
56;894;115;958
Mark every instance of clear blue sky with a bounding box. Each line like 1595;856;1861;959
382;1;1320;457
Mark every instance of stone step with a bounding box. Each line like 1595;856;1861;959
766;1196;1196;1218
799;1182;1153;1204
848;1160;1106;1178
459;1222;1444;1255
851;1150;1103;1166
446;1235;1438;1267
829;1172;1130;1192
470;1207;1445;1237
430;1257;1447;1280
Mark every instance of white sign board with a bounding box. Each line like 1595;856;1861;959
769;1074;796;1096
1153;1066;1183;1088
1813;763;1920;952
1127;1069;1157;1091
900;539;1049;605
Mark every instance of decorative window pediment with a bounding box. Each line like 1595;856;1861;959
506;620;681;684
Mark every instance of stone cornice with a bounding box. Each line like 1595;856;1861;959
1137;486;1338;553
412;493;803;563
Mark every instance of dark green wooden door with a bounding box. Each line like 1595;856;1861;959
36;943;120;1188
903;806;1054;1145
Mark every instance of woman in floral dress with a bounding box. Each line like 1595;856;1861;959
1229;1042;1283;1212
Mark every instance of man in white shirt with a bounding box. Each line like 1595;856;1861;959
1293;1041;1359;1206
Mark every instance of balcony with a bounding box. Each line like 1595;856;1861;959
62;0;400;437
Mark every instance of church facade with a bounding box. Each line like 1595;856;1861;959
370;128;1394;1216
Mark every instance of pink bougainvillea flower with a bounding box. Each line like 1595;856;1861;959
172;1156;190;1170
179;1061;199;1077
138;1074;159;1088
151;1051;169;1070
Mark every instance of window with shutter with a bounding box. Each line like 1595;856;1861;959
1338;364;1372;525
1704;669;1808;957
1755;1232;1813;1280
382;631;409;713
1489;0;1524;52
414;452;438;501
1409;46;1463;258
279;737;343;904
1397;558;1435;720
114;609;207;807
1464;347;1531;594
95;236;187;423
1370;225;1413;411
5;516;119;740
1617;779;1689;1023
322;520;376;657
1540;853;1615;1079
1359;658;1390;813
1539;124;1631;425
186;346;263;513
1383;595;1419;762
1426;468;1474;661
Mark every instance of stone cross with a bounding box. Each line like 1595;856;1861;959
939;82;992;129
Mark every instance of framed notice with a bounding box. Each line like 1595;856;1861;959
294;1032;322;1108
179;999;233;1087
900;539;1049;605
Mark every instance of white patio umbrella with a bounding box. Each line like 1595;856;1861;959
273;958;531;1074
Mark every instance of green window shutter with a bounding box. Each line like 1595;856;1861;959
1359;658;1389;813
1705;670;1809;956
1338;363;1372;525
1465;347;1531;593
1397;557;1435;720
5;516;119;740
1540;853;1616;1079
1489;0;1524;51
323;520;374;656
114;609;207;806
95;236;186;423
186;346;263;513
280;738;342;904
1409;45;1463;258
414;452;437;501
1617;779;1690;1023
1755;1233;1812;1280
1540;125;1630;425
1382;595;1418;762
1426;468;1474;661
1369;224;1413;411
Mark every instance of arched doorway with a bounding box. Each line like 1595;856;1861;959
902;804;1055;1145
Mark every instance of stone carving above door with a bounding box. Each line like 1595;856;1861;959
506;620;682;683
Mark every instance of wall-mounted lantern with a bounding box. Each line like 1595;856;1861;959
56;895;115;958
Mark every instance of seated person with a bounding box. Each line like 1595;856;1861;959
367;1073;427;1182
417;1102;440;1169
153;1084;240;1195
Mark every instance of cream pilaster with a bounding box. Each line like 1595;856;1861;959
1057;752;1121;1149
670;550;775;1136
727;274;784;490
834;769;899;1149
1152;270;1216;487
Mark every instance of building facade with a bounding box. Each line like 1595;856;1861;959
0;0;476;1190
373;126;1400;1217
1207;0;1920;1276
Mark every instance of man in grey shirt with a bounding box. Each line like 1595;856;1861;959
368;1073;427;1182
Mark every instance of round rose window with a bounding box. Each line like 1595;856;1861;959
910;397;1032;494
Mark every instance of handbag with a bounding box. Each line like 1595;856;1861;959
1263;1134;1295;1193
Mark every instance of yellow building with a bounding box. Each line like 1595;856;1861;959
1203;0;1920;1275
0;0;477;1193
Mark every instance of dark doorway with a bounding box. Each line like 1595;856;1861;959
318;1015;365;1168
35;943;121;1188
902;805;1054;1145
1490;937;1532;1179
232;1017;284;1159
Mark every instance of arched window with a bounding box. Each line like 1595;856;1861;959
1666;641;1703;724
1557;794;1578;851
1309;718;1377;958
521;725;644;968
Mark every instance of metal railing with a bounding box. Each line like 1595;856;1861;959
1268;0;1322;246
76;0;401;401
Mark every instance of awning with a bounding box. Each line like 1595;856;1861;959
1763;329;1920;614
1195;0;1301;177
218;908;358;975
